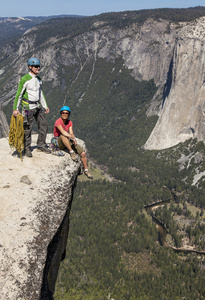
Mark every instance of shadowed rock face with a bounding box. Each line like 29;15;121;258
144;17;205;149
0;134;83;300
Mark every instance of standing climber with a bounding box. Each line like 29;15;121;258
54;106;93;179
13;57;51;157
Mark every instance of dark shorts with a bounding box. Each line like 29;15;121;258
57;135;84;155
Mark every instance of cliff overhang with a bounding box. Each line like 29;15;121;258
0;134;82;299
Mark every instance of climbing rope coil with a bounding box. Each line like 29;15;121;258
9;114;24;159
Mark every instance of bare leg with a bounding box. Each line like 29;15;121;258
81;152;93;179
80;151;88;170
60;135;73;151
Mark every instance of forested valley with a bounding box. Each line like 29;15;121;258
54;61;205;299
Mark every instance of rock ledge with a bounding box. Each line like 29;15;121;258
0;134;81;299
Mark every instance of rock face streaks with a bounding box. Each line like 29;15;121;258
0;104;9;139
0;134;82;299
144;17;205;149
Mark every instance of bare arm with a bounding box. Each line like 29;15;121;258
68;126;77;145
56;125;73;138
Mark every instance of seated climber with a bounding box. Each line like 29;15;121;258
53;106;93;179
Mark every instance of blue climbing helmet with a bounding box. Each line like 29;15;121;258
27;57;40;66
60;106;71;114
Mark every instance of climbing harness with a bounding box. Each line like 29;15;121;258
22;100;30;127
9;114;24;160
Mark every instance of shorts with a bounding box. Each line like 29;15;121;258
57;135;84;155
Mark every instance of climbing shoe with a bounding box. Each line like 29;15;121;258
84;171;93;179
37;147;51;154
25;148;32;157
70;152;78;162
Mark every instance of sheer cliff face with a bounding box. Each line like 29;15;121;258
96;18;176;86
0;134;82;300
144;17;205;149
1;15;205;149
6;18;175;87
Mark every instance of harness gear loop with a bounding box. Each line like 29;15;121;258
9;114;25;160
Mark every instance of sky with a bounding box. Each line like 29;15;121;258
1;0;205;18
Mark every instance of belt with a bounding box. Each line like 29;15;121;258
23;99;40;105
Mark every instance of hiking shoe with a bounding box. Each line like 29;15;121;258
84;171;93;179
37;147;51;154
25;148;32;157
70;152;78;162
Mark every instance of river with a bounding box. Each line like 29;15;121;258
144;200;205;255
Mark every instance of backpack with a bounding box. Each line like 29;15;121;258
49;137;65;156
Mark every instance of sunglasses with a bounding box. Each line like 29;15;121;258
61;112;69;115
32;65;40;68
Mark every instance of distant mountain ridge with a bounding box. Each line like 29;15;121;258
0;15;84;48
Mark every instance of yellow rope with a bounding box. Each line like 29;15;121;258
9;114;25;160
8;115;16;149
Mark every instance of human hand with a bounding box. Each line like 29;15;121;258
13;110;20;117
73;138;77;145
45;108;50;114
